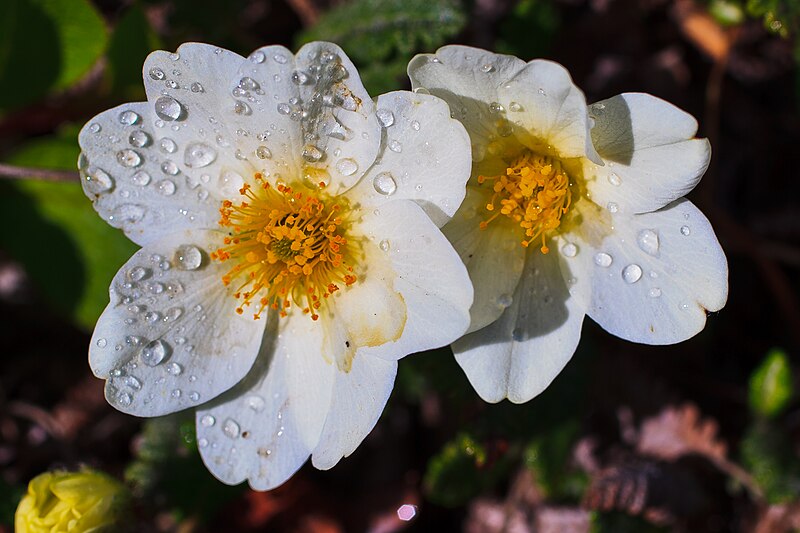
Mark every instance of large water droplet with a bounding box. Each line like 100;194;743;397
249;51;266;63
234;100;251;115
622;264;643;284
239;76;260;91
141;339;170;366
149;67;165;80
637;229;660;256
84;167;114;194
132;170;151;187
160;161;179;176
159;138;177;154
373;172;397;195
129;130;151;148
376;108;394;127
154;96;184;121
200;415;216;427
116;149;142;168
174;244;202;270
336;158;358;176
561;242;578;257
256;146;272;159
119;110;140;125
222;418;240;439
157;179;176;195
184;142;217;168
594;252;613;267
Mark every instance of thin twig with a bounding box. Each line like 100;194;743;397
0;163;80;183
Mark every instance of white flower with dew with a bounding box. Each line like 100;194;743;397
408;46;728;404
79;42;473;489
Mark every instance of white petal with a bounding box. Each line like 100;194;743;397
79;102;223;246
348;91;471;227
408;45;527;149
88;230;264;416
497;60;601;162
442;186;526;333
349;199;473;361
196;312;335;489
567;199;728;344
311;355;396;469
453;249;586;403
584;93;711;215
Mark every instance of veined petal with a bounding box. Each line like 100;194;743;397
408;45;527;151
442;186;526;333
196;312;335;490
311;355;396;469
566;199;728;344
585;93;711;215
349;199;473;361
349;91;471;227
453;249;586;403
78;102;224;246
497;60;601;162
88;230;264;417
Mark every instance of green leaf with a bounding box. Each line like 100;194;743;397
524;421;586;501
0;129;136;329
0;0;107;110
748;348;793;419
298;0;467;94
106;4;161;99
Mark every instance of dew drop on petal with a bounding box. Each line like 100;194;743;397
637;229;660;256
622;264;643;284
129;130;151;148
157;179;176;195
302;144;323;162
160;161;179;176
594;252;613;267
273;53;287;64
132;170;151;186
117;392;132;406
489;102;504;113
184;142;217;168
561;242;578;257
84;168;114;194
174;244;202;270
149;67;165;80
234;100;252;115
154;96;184;121
111;204;145;224
388;140;402;153
190;82;204;93
496;293;513;308
379;239;390;252
246;395;266;412
376;108;394;127
96;338;107;348
411;120;420;131
509;101;523;112
608;172;622;186
373;172;397;195
167;362;183;375
125;375;142;390
200;415;216;427
171;389;181;398
88;123;101;134
680;225;691;236
249;51;266;63
127;266;148;281
159;138;177;155
116;149;142;168
222;419;240;439
256;145;272;159
480;63;494;73
512;328;523;342
118;110;140;125
336;158;358;176
606;202;619;213
648;287;662;298
141;339;170;366
189;391;200;402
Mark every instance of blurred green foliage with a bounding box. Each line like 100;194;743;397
0;479;24;526
298;0;467;94
740;422;800;504
106;5;161;99
495;0;560;59
748;348;794;419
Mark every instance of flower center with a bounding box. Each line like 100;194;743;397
477;150;572;253
211;174;358;321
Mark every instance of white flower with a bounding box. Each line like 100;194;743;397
408;46;728;404
79;42;473;489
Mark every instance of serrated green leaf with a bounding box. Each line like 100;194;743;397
106;4;161;99
748;348;793;419
298;0;467;94
0;0;107;110
0;130;136;330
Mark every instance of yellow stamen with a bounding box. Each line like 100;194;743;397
477;151;572;253
211;175;358;321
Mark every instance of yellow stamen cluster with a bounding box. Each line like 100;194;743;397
211;174;357;321
478;151;572;253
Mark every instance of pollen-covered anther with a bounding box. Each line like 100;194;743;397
477;151;572;253
212;175;359;320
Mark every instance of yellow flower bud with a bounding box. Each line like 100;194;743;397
15;469;129;533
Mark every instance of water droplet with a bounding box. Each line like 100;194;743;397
222;419;240;439
373;172;397;195
118;110;140;125
302;144;323;162
509;101;523;112
489;102;504;113
336;158;358;176
125;375;142;390
538;88;547;96
200;415;216;427
277;103;291;115
273;53;287;64
637;229;660;256
160;161;179;176
379;239;390;252
127;266;148;281
96;338;107;348
128;130;150;148
622;264;643;284
154;96;184;121
183;142;217;168
234;100;252;115
250;51;266;63
606;202;619;213
117;392;132;406
149;67;165;80
376;108;395;127
648;287;662;298
159;138;177;154
561;242;578;257
246;395;265;412
171;389;182;398
238;76;260;91
496;293;513;308
174;244;202;270
388;140;403;153
190;82;204;93
291;70;310;85
157;179;176;195
88;123;101;134
680;225;691;236
141;339;170;366
132;170;151;186
167;362;182;375
189;391;200;402
608;172;622;186
255;145;272;160
115;149;141;168
480;63;494;73
145;311;161;323
84;167;114;194
111;204;145;224
512;328;523;341
594;252;613;267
